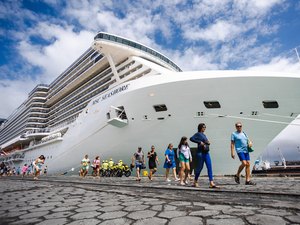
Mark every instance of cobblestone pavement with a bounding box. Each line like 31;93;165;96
0;176;299;225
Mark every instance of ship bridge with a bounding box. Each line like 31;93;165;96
93;32;182;73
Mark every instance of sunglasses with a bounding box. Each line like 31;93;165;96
236;125;242;128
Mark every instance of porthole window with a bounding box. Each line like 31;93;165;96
262;101;279;108
203;101;221;109
153;104;167;112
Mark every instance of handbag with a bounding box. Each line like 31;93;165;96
244;132;254;153
201;143;210;153
247;143;254;153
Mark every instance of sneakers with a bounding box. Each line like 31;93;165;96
234;175;240;184
166;178;171;182
174;177;180;182
245;180;256;185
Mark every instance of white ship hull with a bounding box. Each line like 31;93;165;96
14;71;300;175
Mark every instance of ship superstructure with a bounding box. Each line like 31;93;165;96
1;32;300;174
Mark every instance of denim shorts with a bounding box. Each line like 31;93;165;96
179;153;190;163
238;152;250;161
135;162;143;170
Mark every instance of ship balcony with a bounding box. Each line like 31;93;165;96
46;57;108;105
25;128;50;138
107;117;128;128
107;106;128;128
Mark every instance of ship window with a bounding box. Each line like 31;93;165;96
153;104;167;112
262;101;279;108
197;112;205;117
203;101;221;109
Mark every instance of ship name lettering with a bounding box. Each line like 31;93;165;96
93;84;130;105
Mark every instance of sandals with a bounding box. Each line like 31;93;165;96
209;185;220;189
245;180;256;185
234;175;240;184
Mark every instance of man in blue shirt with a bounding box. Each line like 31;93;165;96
231;122;256;185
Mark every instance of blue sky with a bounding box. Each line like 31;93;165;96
0;0;300;118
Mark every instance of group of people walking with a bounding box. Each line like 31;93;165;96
11;121;255;187
132;122;256;187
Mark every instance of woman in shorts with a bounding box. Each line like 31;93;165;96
32;155;45;180
80;154;90;178
92;156;101;178
177;137;192;185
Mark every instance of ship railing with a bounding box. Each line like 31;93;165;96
0;152;25;163
26;128;51;135
32;133;62;146
49;116;78;132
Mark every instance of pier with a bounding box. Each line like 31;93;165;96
0;175;299;224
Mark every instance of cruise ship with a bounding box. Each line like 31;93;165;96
1;32;300;175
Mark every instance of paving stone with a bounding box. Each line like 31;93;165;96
246;214;288;225
222;208;255;216
8;205;36;212
98;205;124;212
66;218;101;225
212;215;237;219
123;204;149;212
42;201;63;207
207;218;245;225
0;205;20;211
144;200;166;206
3;210;29;218
169;216;203;225
36;218;68;225
99;218;133;225
78;201;99;207
158;210;187;218
52;206;77;212
169;201;191;206
284;215;300;223
60;201;81;206
164;205;177;211
32;206;56;212
121;200;143;206
258;208;293;216
193;202;210;207
127;210;157;220
151;205;163;211
71;211;101;219
100;201;121;206
98;210;128;220
63;198;82;203
205;205;232;211
75;206;100;212
44;211;75;219
10;217;43;225
233;205;260;211
133;217;167;225
189;210;220;217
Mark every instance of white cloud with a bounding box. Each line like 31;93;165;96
0;78;37;118
184;20;242;42
17;23;94;83
246;57;300;73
